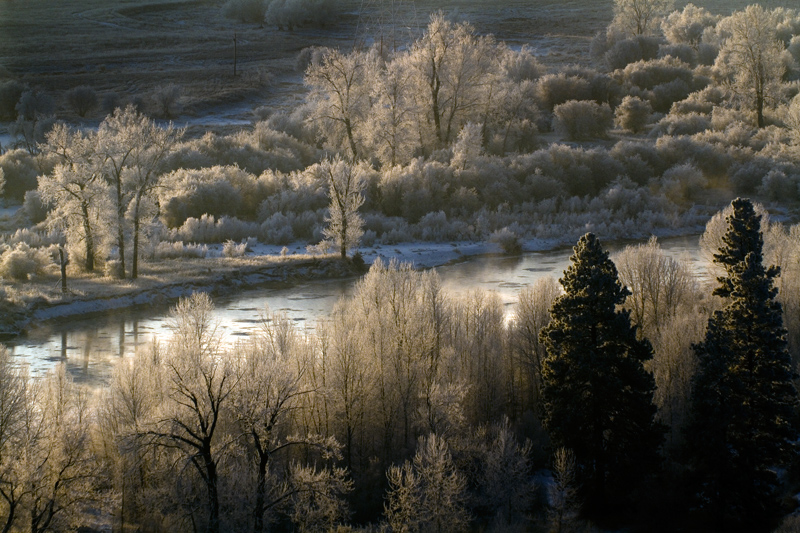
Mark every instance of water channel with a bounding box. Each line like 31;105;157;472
6;235;706;386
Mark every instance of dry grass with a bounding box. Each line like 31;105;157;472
1;0;793;123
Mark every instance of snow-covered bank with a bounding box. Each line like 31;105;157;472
2;228;705;339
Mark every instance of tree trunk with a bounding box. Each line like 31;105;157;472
203;445;220;533
345;118;358;162
430;58;442;146
132;196;141;279
253;445;269;533
81;202;95;272
116;179;126;278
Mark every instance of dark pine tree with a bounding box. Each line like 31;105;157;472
540;233;663;518
687;198;799;532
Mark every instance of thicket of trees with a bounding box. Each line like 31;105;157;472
3;198;799;531
0;5;797;279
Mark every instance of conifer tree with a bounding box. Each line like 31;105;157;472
688;198;799;531
540;233;663;516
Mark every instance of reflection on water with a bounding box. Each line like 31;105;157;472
7;235;704;386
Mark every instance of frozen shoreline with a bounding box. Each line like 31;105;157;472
2;228;704;338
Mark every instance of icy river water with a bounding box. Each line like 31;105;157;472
7;235;706;386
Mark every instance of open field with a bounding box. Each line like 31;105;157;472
0;0;794;127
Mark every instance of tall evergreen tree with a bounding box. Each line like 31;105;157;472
687;198;799;531
540;233;663;517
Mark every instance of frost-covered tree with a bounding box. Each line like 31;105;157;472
384;433;469;533
613;236;695;336
661;3;720;48
715;5;786;128
0;346;26;533
512;276;561;412
232;312;342;533
612;0;674;36
318;156;368;259
405;12;502;149
39;124;108;272
367;59;417;167
98;105;182;278
305;48;376;160
142;293;233;533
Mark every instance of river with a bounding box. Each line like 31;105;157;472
6;235;706;386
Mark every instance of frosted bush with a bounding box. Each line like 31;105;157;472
414;211;473;242
660;163;707;204
104;259;124;279
306;240;333;255
0;227;63;248
174;214;260;244
617;57;694;91
501;45;545;82
259;212;295;245
222;240;248;258
604;35;661;70
153;241;209;260
654;135;732;178
553;100;613;141
670;85;727;115
661;4;720;47
651;78;694;113
649;112;711;137
0;242;54;280
658;43;697;66
66;85;98;117
759;170;799;201
535;74;592;112
615;95;653;133
489;227;522;254
360;229;377;247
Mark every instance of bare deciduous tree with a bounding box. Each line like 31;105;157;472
318;156;368;260
612;0;675;36
305;48;376;160
715;5;785;128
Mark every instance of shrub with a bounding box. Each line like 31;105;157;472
659;163;707;204
535;74;592;112
649;112;711;137
615;95;653;133
658;43;697;66
153;241;209;260
759;170;799;201
604;35;661;70
0;149;41;201
553;100;613;141
501;45;546;82
490;227;523;254
66;85;98;117
150;84;182;118
0;80;25;120
661;4;720;47
0;242;53;280
104;259;124;279
15;89;55;121
222;239;248;258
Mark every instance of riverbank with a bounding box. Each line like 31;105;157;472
0;251;362;338
0;229;700;339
